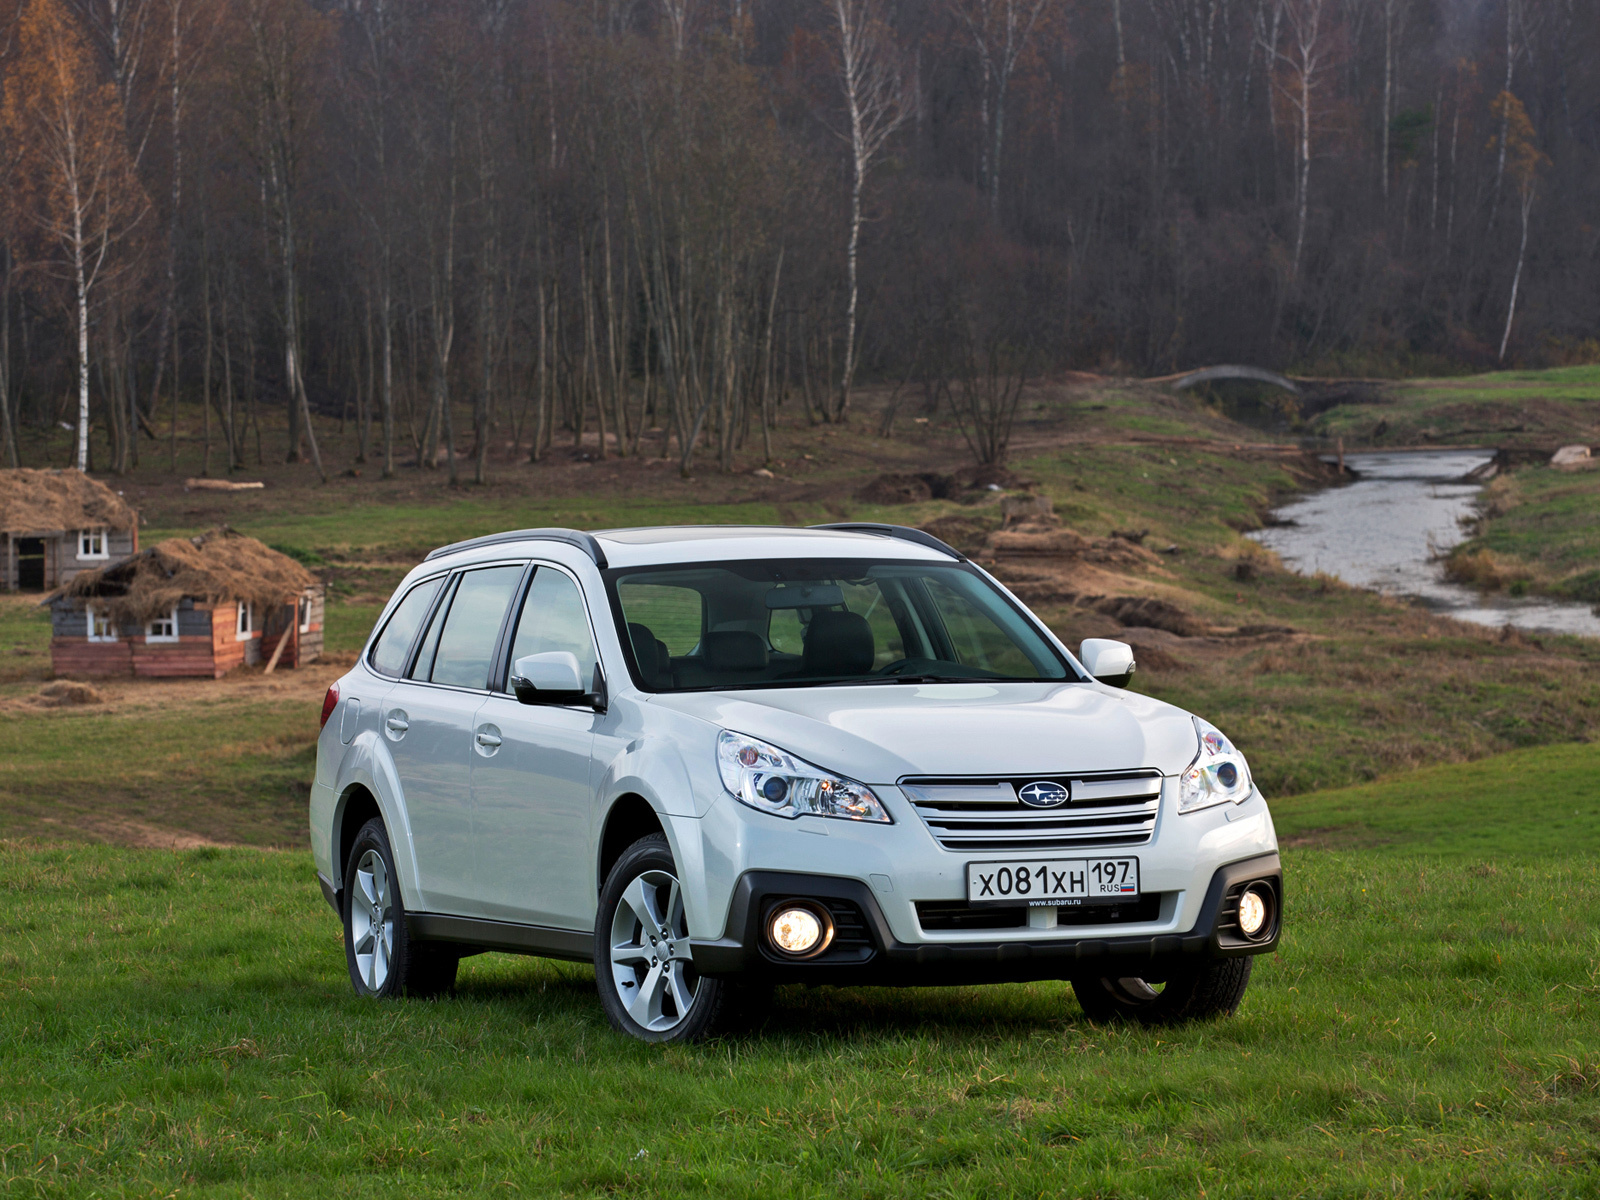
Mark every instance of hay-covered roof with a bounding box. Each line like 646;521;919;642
0;468;138;536
61;527;317;623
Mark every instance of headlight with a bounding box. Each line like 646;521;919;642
1178;717;1253;813
716;730;891;823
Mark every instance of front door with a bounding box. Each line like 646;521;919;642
383;563;525;916
16;538;45;590
470;564;600;928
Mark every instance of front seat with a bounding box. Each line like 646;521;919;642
627;622;673;689
803;610;875;677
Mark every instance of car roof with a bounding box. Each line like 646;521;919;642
423;524;962;571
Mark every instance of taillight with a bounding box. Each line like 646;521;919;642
320;683;340;730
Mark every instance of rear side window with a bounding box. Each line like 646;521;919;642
505;568;599;691
369;577;444;676
426;566;525;689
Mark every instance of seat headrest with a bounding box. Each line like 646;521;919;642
704;630;768;672
803;610;875;677
627;622;672;685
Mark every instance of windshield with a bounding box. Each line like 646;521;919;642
606;558;1076;692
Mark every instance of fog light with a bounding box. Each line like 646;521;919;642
766;904;833;958
1237;885;1271;939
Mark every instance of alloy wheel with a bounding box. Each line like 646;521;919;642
608;868;699;1032
350;849;394;992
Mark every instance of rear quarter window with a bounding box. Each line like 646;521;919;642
369;576;445;676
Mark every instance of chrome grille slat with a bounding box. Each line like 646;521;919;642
902;771;1161;853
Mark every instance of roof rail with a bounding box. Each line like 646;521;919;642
810;522;965;561
423;527;609;568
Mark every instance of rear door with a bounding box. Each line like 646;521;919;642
382;563;525;916
469;563;600;928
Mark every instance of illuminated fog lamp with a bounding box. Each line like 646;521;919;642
766;904;833;959
1237;885;1271;939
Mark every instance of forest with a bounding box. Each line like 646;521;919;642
0;0;1594;477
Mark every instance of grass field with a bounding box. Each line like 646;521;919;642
3;741;1598;1198
1310;364;1600;448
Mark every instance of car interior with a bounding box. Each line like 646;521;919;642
612;560;1070;691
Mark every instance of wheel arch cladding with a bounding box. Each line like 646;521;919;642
335;784;383;898
599;794;665;892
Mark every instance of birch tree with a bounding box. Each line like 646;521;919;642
1264;0;1334;282
4;0;145;472
822;0;912;422
947;0;1051;219
1491;90;1544;362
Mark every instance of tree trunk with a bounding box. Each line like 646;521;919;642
1498;188;1532;363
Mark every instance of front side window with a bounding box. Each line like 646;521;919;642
78;529;107;560
87;607;116;642
298;594;312;633
146;607;179;643
236;601;254;640
415;565;524;689
504;567;599;692
368;576;444;677
608;559;1074;692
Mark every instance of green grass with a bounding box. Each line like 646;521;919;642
1452;468;1600;603
0;690;317;848
1310;365;1600;446
4;742;1600;1197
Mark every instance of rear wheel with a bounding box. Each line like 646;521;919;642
594;833;746;1043
1072;957;1252;1025
343;818;458;999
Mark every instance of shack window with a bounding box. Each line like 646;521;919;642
146;607;179;643
298;594;312;633
87;608;117;643
78;529;107;560
236;602;254;640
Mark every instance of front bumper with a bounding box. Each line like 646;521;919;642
691;852;1281;986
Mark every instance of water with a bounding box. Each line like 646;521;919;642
1248;450;1600;638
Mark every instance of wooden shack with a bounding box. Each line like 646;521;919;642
50;527;324;679
1;469;138;591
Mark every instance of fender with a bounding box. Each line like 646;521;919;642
330;727;427;912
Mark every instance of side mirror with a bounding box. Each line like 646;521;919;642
510;652;604;710
1080;638;1136;688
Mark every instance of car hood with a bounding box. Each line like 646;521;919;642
646;682;1200;784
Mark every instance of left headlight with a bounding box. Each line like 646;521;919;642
716;730;891;823
1178;717;1253;813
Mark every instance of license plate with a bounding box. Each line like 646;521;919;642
966;857;1140;906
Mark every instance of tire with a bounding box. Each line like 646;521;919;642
594;833;747;1044
1071;957;1253;1026
343;818;459;1000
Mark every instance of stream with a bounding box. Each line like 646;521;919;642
1248;449;1600;638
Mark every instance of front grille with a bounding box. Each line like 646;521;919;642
901;771;1162;853
916;893;1164;933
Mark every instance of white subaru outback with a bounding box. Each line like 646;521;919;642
311;524;1281;1043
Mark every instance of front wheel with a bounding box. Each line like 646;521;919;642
594;833;745;1044
1071;957;1253;1025
343;818;459;999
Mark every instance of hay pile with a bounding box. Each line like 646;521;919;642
62;526;316;623
0;468;137;535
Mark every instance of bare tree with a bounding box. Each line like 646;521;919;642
947;0;1051;219
241;0;326;481
1264;0;1335;282
822;0;913;422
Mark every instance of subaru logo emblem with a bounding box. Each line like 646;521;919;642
1018;781;1069;808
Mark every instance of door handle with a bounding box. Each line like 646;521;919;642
386;715;409;735
475;731;502;748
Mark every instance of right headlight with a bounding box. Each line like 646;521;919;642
716;730;891;823
1178;717;1253;813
